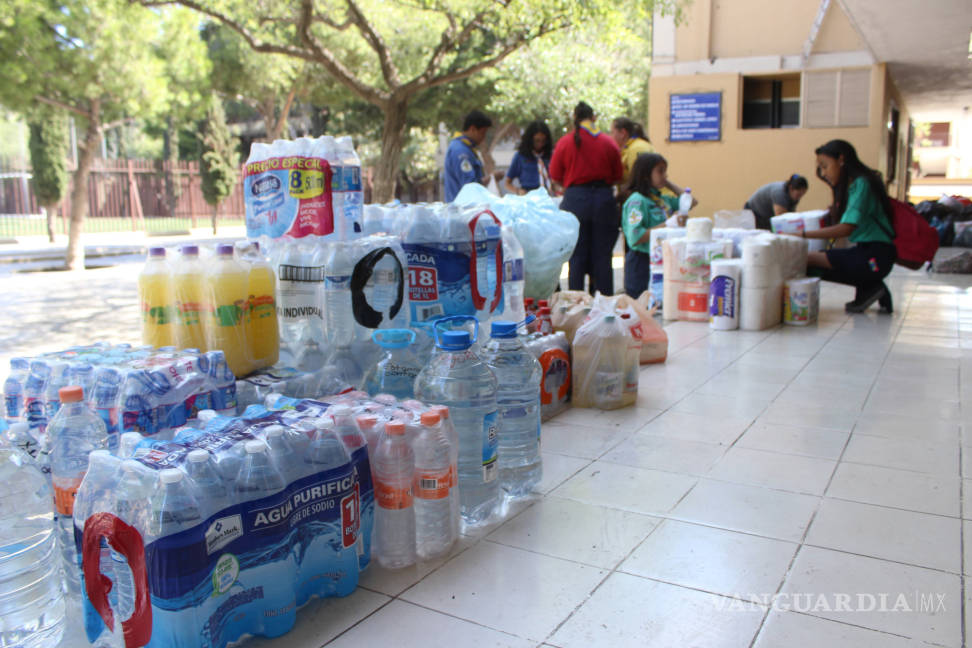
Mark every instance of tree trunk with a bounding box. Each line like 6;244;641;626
65;104;100;271
43;205;55;243
372;98;409;203
211;204;219;236
162;116;179;218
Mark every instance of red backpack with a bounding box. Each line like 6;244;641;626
877;199;939;270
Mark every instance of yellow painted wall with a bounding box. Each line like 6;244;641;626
675;0;712;62
882;69;912;201
814;1;867;53
648;65;891;218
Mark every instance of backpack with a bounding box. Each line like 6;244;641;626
876;199;940;270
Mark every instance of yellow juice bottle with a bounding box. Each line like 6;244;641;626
207;244;251;377
173;245;208;351
139;247;174;347
246;242;280;370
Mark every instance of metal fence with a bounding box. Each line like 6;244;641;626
0;159;246;239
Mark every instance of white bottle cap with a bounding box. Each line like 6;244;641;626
265;425;285;439
159;468;183;484
187;449;210;463
245;440;267;454
197;410;218;422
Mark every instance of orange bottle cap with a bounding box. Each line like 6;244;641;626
420;411;441;425
59;385;84;403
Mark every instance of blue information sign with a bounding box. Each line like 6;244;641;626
669;92;722;142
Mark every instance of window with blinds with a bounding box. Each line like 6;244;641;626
802;68;870;128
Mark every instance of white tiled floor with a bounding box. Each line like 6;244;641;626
252;267;972;647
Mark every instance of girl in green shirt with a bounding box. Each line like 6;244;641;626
621;153;696;298
803;140;896;313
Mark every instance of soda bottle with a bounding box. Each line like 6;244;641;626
372;420;415;569
412;410;454;560
173;245;207;351
207;244;251;378
245;242;280;370
139;247;175;347
48;385;109;594
482;321;542;497
415;325;499;526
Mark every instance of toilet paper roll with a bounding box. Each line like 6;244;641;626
778;235;809;280
783;277;821;325
686;217;714;242
741;262;781;289
709;260;742;330
740;285;783;331
675;283;710;321
741;240;776;266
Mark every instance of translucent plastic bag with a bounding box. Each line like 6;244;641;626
549;291;593;344
572;311;640;410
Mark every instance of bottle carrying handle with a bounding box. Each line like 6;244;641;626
372;328;416;346
431;315;479;347
467;209;504;313
82;512;151;648
350;246;405;329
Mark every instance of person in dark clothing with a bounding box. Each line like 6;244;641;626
802;140;895;314
744;174;809;229
549;101;623;296
504;120;554;195
443;110;492;202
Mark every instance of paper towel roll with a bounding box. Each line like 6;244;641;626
741;263;780;289
741;240;775;266
783;277;821;325
770;213;805;235
650;227;685;265
740;285;783;331
777;235;809;280
686;217;714;242
709;259;742;330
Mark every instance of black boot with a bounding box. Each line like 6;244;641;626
846;282;888;313
878;285;893;314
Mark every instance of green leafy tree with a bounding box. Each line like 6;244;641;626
141;0;682;202
199;98;240;235
28;108;69;242
0;0;171;269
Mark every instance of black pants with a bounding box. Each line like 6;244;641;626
819;242;896;298
562;184;618;296
624;249;652;298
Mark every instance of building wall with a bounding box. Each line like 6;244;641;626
648;65;903;218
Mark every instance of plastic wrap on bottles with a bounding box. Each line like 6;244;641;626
525;332;571;421
72;403;374;648
348;234;410;343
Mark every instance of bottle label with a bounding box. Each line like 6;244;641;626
709;276;736;318
143;302;173;325
375;481;413;510
248;294;276;323
482;410;499;482
4;394;20;419
24;396;46;432
594;372;623;404
414;468;451;500
177;301;203;327
539;348;571;406
213;302;245;327
54;477;83;516
243;155;335;239
503;257;524;283
278;265;323;324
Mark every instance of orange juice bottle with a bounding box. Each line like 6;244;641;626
173;245;207;351
206;244;251;377
245;242;280;370
139;247;174;347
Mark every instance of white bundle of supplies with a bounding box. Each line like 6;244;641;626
783;277;821;325
648;227;685;308
771;209;829;252
712;228;765;258
739;234;784;330
713;209;756;230
709;259;743;330
662;220;733;321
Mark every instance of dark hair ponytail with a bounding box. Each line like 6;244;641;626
626;153;667;198
573;101;594;148
784;173;808;193
814;139;891;223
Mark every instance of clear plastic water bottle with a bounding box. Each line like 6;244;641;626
149;468;202;538
324;241;355;348
3;421;35;458
3;357;29;424
372;420;415;569
276;237;325;360
23;361;51;438
43;361;69;423
332;136;363;240
361;329;422;399
185;449;231;518
429;405;460;538
305;419;350;473
679;187;693;215
415;326;500;526
66;363;95;400
48;385;109;594
0;445;65;648
412;410;454;560
482;321;542;497
112;459;153;623
236;440;286;500
206;350;237;416
264;426;300;484
89;368;123;453
500;226;526;324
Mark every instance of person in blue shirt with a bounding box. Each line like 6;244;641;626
443;110;492;202
504;120;554;195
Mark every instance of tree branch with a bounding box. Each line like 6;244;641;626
271;80;300;140
402;7;489;94
344;0;400;88
35;95;90;120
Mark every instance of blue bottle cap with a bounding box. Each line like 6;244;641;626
490;321;518;338
439;330;471;350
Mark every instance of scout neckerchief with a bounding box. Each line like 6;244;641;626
535;154;551;190
451;131;485;167
578;120;600;137
647;187;673;216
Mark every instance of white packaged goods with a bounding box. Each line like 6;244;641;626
648;228;685;309
740;286;783;331
784;277;821;325
777;234;809;280
712;228;764;257
709;259;743;330
770;213;805;235
801;210;829;252
713;209;756;229
685;216;714;242
662;238;733;321
572;313;640;410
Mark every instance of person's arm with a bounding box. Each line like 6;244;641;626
665;180;698;208
549;139;566;185
772;203;788;215
504;177;522;195
622;196;652;247
803;223;854;239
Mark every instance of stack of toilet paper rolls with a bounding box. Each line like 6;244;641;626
663;218;733;322
739;235;784;330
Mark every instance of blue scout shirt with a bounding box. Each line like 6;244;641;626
443;135;484;202
505;152;551;191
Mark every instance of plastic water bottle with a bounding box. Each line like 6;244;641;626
90;368;122;452
23;361;51;438
185;449;231;517
501;226;526;324
264;426;301;484
48;385;109;594
324;241;355;348
361;330;422;399
412;410;454;560
149;468;202;538
66;363;95;400
305;419;350;474
429;405;460;538
3;357;28;423
3;421;35;458
236;440;286;499
276;237;325;360
112;459;153;623
206;350;237;416
415;327;500;526
372;420;415;569
482;321;542;497
0;445;66;648
331;136;363;240
679;188;693;215
43;361;69;423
